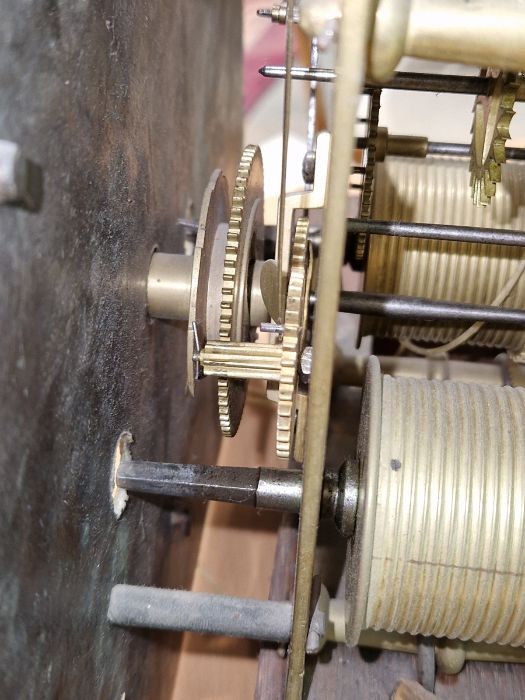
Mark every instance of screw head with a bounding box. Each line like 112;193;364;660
300;346;313;381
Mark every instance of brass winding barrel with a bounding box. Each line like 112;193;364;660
347;357;525;646
363;157;525;351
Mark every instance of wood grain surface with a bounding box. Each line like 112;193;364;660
0;2;241;698
173;381;282;700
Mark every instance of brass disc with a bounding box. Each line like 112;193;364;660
186;169;229;395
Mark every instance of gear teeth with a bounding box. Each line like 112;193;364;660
217;144;260;436
219;146;258;340
276;218;310;460
214;146;309;451
470;72;521;206
217;377;242;437
354;89;381;266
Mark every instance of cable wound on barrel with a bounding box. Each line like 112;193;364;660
363;157;525;351
364;373;525;646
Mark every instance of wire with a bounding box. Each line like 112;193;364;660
276;0;295;322
401;260;525;357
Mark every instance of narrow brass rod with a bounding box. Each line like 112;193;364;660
285;1;374;697
276;1;295;322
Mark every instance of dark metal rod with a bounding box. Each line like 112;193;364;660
117;459;303;513
259;66;496;96
346;218;525;247
108;584;293;643
355;139;525;161
259;65;335;83
380;72;490;95
427;142;470;157
117;460;259;506
427;142;525;161
338;292;525;327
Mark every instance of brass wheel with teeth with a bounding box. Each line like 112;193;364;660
353;88;381;268
200;214;311;456
186;169;229;396
217;144;264;436
470;70;521;206
276;217;311;460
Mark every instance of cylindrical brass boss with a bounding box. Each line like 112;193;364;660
147;252;193;321
369;0;525;81
347;357;525;647
363;157;525;352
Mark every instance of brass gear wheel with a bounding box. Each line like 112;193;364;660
276;217;311;460
218;144;264;436
199;215;310;456
470;70;521;206
353;88;381;268
186;169;229;396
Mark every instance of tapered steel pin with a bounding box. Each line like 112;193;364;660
259;66;506;97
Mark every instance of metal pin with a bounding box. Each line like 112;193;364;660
191;321;202;380
257;5;300;23
260;65;336;83
259;67;502;97
176;217;199;231
260;321;285;334
176;217;199;255
303;37;319;187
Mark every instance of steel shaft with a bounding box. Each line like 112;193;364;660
426;141;525;160
346;218;525;248
338;291;525;327
117;459;303;513
355;138;525;161
117;459;358;536
259;67;499;96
